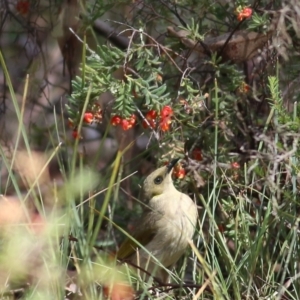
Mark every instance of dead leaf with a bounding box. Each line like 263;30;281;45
103;282;134;300
13;150;50;188
0;195;26;225
167;26;273;63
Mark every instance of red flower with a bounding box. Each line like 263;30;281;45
120;115;136;130
142;107;174;131
142;119;156;129
83;112;94;124
176;168;186;179
72;130;80;139
146;110;157;120
110;115;122;126
160;106;173;118
173;164;186;179
143;110;158;129
128;114;137;126
158;106;173;131
16;0;29;15
237;7;252;21
159;117;172;131
111;114;137;130
191;148;203;161
121;119;128;130
121;119;131;130
231;162;240;169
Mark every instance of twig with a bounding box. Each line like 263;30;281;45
93;19;129;49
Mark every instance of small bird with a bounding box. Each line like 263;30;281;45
117;159;198;283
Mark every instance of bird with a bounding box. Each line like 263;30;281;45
117;159;198;283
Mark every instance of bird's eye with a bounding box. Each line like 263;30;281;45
154;176;163;185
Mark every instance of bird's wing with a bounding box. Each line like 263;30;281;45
117;228;156;260
117;212;158;260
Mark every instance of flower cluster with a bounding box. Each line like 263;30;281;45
143;105;173;132
110;114;137;131
71;105;174;138
235;6;252;21
69;104;103;139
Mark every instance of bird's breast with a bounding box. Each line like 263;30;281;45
149;194;197;267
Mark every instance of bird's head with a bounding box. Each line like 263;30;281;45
141;158;180;201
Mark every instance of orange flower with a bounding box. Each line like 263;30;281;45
83;112;94;124
236;7;252;21
159;106;173;131
159;117;172;131
173;164;186;179
121;119;131;130
128;114;137;126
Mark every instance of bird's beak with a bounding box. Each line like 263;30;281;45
167;158;180;173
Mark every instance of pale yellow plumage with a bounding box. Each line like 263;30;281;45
117;159;198;282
